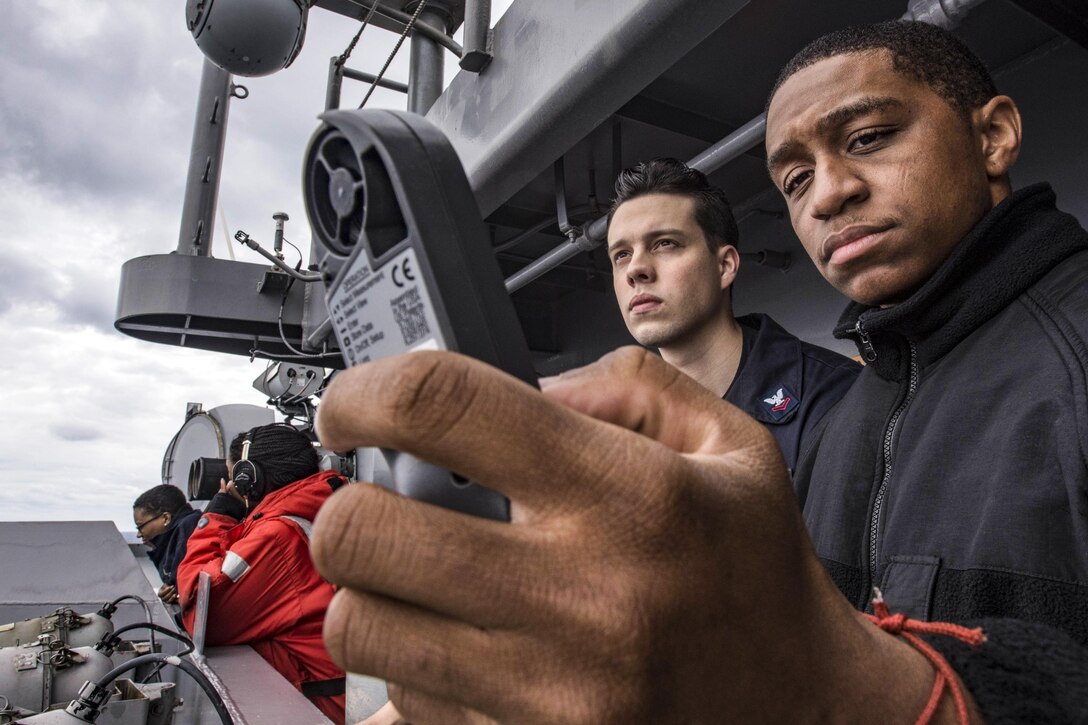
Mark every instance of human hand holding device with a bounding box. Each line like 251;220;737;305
313;347;968;723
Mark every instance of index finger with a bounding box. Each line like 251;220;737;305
317;348;770;510
316;350;618;509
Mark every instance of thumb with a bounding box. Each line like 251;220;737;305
544;347;773;459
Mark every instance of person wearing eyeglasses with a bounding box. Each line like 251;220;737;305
132;484;201;604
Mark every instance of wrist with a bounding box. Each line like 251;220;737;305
205;492;246;520
821;604;982;725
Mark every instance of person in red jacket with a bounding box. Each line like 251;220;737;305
177;423;346;723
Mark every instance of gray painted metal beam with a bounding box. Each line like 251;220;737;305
426;0;755;217
176;60;234;256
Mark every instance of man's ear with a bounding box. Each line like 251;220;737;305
975;95;1022;183
718;244;740;290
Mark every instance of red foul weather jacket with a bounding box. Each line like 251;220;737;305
178;470;346;723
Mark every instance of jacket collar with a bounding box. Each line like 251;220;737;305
147;501;198;553
727;313;803;425
834;184;1088;380
247;469;343;522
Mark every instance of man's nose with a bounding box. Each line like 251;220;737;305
625;249;655;285
809;157;868;220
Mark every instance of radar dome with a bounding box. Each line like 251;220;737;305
186;0;311;77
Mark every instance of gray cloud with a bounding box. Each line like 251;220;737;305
0;255;55;315
0;6;194;206
50;423;105;442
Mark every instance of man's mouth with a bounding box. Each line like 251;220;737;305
822;223;894;266
629;293;663;314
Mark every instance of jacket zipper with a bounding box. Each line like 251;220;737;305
866;341;918;595
855;320;877;362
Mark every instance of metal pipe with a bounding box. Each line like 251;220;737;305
346;0;463;56
305;316;334;350
327;59;410;110
325;56;344;110
554;158;574;238
342;67;409;94
408;7;448;114
504;216;608;293
176;59;233;256
901;0;989;29
686;114;767;174
234;231;323;282
504;116;765;293
460;0;493;72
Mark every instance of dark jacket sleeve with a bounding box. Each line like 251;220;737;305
161;511;202;586
924;618;1088;723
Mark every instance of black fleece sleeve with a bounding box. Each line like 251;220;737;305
204;492;246;520
923;618;1088;723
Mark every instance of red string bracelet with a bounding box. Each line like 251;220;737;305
862;588;986;725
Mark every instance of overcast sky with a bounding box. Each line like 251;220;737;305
0;1;512;533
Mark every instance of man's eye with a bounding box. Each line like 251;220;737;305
656;238;677;249
848;128;893;152
612;250;630;264
782;169;812;196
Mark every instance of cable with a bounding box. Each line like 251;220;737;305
99;595;141;614
97;595;157;671
68;654;233;724
336;0;382;68
107;623;194;656
281;236;304;265
275;265;341;361
359;0;430;109
95;621;194;684
278;272;313;358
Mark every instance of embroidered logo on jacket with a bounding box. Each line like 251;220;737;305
762;386;798;421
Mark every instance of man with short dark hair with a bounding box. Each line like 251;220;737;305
607;158;859;472
764;18;1088;719
312;20;1088;725
177;424;347;723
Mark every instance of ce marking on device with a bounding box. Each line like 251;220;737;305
391;257;416;288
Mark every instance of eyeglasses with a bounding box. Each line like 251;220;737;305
135;512;167;533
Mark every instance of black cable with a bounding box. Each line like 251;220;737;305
108;623;194;656
98;595;157;673
281;236;304;265
82;653;233;725
272;263;341;361
101;594;141;613
137;599;156;669
336;0;382;67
